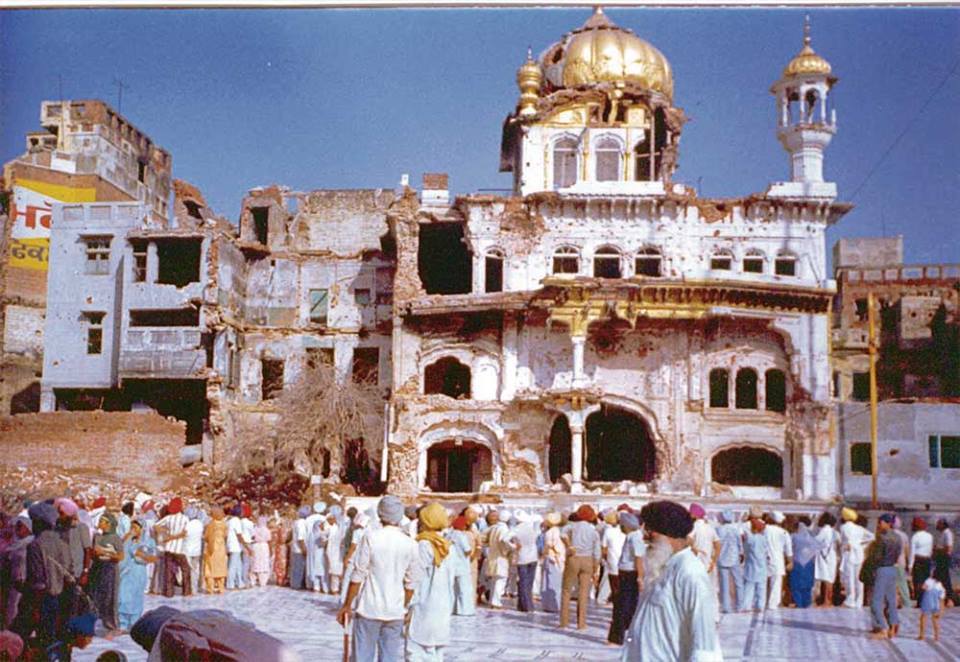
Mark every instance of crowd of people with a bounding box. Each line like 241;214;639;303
0;491;956;660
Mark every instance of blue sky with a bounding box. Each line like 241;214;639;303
1;7;958;264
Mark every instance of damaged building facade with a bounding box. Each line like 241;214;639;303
33;10;858;503
832;236;960;507
384;10;848;500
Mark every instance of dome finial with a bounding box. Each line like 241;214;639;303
526;45;533;62
594;5;604;15
803;14;811;47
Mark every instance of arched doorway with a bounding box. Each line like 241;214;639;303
424;357;471;399
548;415;572;482
584;406;656;481
711;447;783;487
426;440;492;493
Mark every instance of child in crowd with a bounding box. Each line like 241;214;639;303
918;573;946;641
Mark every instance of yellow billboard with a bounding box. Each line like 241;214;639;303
8;178;96;271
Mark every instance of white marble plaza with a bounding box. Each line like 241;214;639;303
78;586;960;661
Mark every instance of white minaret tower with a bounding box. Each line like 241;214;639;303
768;16;838;198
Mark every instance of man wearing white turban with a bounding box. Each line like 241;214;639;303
481;510;516;609
764;511;793;610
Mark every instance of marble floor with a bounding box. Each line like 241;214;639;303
79;587;960;661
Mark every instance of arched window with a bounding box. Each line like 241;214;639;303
553;137;578;189
775;252;797;277
552;246;580;275
635;246;662;277
424;357;471;399
765;369;787;413
804;89;819;123
712;447;783;487
735;368;758;409
709;368;729;408
593;245;622;278
743;249;765;274
594;136;622;182
484;248;504;293
710;249;733;271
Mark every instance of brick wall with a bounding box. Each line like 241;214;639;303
0;411;186;491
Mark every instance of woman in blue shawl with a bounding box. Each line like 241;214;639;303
118;519;156;631
788;515;822;608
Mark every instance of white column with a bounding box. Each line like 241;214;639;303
571;335;586;386
570;425;584;491
146;241;159;283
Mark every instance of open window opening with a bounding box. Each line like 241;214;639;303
183;200;203;220
129;308;199;327
83;312;105;355
635;246;662;277
131;240;147;282
548;415;572;483
156;238;202;287
710;250;733;271
765;368;787;413
712;447;783;487
261;357;284;400
743;250;765;274
735;368;758;409
653;107;668;180
634;132;652;181
352;347;380;385
83;236;111;275
306;347;334;369
251;207;269;245
553;137;578;189
595;136;622;182
852;372;870;401
137;160;147;184
584;406;656;482
593;245;622;278
424;357;471;399
552;246;580;275
418;223;473;295
709;368;729;408
426;440;493;493
775;254;797;276
850;442;871;474
484;249;504;293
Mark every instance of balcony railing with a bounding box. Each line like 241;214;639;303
841;263;960;284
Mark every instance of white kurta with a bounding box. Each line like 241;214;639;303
408;540;457;647
839;522;873;570
622;547;723;662
814;525;839;582
482;522;514;579
764;525;793;576
689;519;719;570
325;522;344;576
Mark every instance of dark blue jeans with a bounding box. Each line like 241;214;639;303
517;562;536;612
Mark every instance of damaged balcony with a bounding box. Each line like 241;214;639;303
118;308;206;378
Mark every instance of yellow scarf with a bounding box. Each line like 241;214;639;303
417;502;452;567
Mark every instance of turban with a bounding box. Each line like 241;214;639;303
452;515;468;531
66;613;97;637
603;510;619;525
748;505;763;519
617;503;632;512
417;502;451;566
313;502;326;515
298;505;311;518
772;511;785;524
576;505;596;523
689;503;706;520
498;509;513;523
378;496;404;525
912;517;927;531
721;510;735;524
28;502;59;528
545;512;562;527
841;507;857;522
55;498;79;518
0;630;24;660
354;513;370;529
514;509;529;523
878;513;895;524
185;506;200;520
91;496;106;509
619;511;640;531
230;505;242;517
241;503;252;518
167;498;183;515
328;505;343;520
641;500;694;540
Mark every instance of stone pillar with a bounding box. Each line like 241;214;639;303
146;241;159;283
570;424;584;491
571;335;586;386
814;453;833;500
39;385;55;412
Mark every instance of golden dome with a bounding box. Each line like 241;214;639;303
783;17;832;78
541;7;673;101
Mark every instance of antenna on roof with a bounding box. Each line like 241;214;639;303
112;77;129;114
